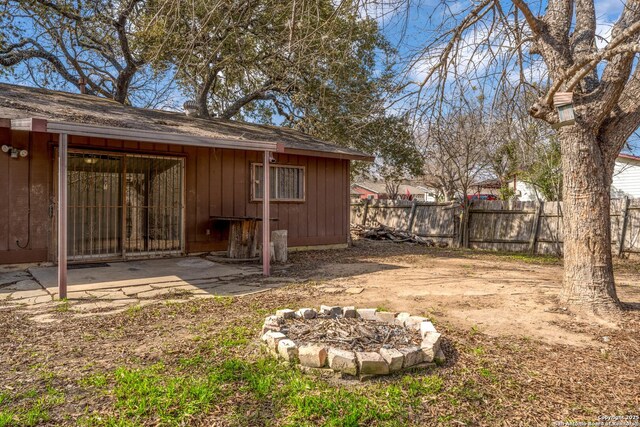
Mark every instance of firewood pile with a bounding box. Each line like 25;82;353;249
284;317;422;352
351;223;447;246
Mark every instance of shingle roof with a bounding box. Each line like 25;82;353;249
0;83;373;160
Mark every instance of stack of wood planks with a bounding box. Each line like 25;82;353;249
351;223;448;247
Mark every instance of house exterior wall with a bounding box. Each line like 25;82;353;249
513;181;539;202
612;158;640;199
351;185;378;200
0;129;51;263
0;130;350;264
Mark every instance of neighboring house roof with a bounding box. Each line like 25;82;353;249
352;181;427;195
618;153;640;163
0;83;373;161
471;178;502;189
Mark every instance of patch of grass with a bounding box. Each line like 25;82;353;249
79;373;109;388
218;357;443;426
0;387;65;427
21;403;50;426
178;355;204;368
0;411;15;427
503;253;560;264
213;325;254;348
55;299;70;313
105;363;224;425
478;367;496;381
437;414;454;423
82;354;448;426
0;392;10;406
38;368;56;382
451;380;485;403
212;296;233;307
22;390;38;400
125;305;142;317
376;306;390;312
471;346;485;356
396;374;444;398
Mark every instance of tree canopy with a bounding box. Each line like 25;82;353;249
0;0;421;176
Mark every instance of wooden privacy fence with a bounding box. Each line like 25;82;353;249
351;199;460;246
350;198;640;256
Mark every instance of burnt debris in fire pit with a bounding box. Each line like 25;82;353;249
285;317;422;352
260;306;446;379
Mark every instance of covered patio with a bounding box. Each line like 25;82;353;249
4;117;279;300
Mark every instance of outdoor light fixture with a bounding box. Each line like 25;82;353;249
83;156;99;164
553;92;575;128
1;145;28;159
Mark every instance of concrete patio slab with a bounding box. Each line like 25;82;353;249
0;256;297;321
29;257;261;296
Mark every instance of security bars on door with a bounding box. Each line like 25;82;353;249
66;151;184;261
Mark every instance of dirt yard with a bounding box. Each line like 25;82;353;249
286;240;640;347
1;240;639;426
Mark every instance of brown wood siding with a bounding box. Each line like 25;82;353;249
0;132;350;264
0;131;51;264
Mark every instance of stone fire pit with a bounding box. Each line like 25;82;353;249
260;306;445;378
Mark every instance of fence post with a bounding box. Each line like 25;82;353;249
407;201;418;233
459;203;471;248
362;198;370;226
528;202;543;255
618;197;630;257
457;206;464;248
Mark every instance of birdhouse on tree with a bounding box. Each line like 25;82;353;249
552;92;575;128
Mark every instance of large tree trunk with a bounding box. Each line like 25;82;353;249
559;124;622;314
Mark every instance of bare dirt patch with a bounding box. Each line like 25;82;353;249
284;239;640;347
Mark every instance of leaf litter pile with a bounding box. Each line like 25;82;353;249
284;316;422;351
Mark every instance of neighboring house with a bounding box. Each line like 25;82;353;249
512;179;540;202
470;177;540;202
0;83;372;267
351;181;436;201
469;178;501;198
612;153;640;199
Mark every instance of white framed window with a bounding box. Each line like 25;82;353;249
252;164;305;202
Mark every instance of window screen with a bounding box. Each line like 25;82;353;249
253;164;305;201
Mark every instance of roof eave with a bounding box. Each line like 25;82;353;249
8;117;280;152
618;153;640;163
283;147;374;162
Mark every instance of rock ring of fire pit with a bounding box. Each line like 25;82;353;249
260;306;445;378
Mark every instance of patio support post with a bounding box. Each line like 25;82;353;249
58;133;68;299
262;150;271;276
